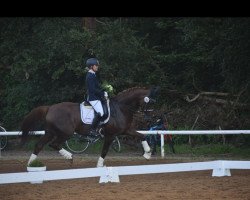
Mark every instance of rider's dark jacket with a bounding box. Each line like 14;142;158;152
86;70;104;101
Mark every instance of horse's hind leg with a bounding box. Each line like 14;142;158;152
49;134;73;160
27;133;54;165
97;135;115;167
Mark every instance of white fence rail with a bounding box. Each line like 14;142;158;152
1;130;250;157
137;130;250;157
0;131;44;136
0;160;250;184
1;130;250;136
1;130;250;185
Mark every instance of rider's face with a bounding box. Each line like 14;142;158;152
92;65;99;72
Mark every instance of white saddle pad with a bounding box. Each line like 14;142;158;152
80;100;110;125
80;103;94;124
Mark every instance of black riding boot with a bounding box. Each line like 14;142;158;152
89;113;102;137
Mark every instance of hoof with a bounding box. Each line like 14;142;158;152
143;152;151;160
68;155;74;164
97;165;106;168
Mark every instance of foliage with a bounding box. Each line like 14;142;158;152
0;18;91;128
28;159;45;167
94;19;157;90
0;17;249;134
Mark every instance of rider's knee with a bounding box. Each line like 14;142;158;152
99;110;104;117
97;112;104;117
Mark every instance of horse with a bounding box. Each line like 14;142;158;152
21;86;160;167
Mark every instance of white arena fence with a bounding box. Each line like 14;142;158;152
0;130;250;185
1;130;250;157
138;130;250;157
0;160;250;184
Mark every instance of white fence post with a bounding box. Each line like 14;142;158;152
160;133;164;158
212;160;231;177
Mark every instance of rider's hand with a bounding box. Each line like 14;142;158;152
104;91;108;98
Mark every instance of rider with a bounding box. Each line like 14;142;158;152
85;58;108;137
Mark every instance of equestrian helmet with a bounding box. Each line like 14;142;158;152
86;58;99;68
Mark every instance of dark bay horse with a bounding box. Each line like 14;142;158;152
21;86;159;167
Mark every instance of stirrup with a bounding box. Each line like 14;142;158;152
88;129;100;137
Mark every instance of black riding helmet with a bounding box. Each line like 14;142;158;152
86;58;99;68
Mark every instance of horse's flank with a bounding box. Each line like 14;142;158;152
21;105;50;145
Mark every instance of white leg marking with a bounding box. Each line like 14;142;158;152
97;157;104;168
28;153;37;165
142;140;151;160
142;140;150;152
143;152;152;160
59;148;72;159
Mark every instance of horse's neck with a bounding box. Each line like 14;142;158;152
111;98;138;114
117;94;138;104
113;88;148;113
110;100;140;122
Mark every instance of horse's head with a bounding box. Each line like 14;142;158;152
147;86;160;103
113;86;160;109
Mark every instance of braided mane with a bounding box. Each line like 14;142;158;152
113;86;148;102
113;87;147;101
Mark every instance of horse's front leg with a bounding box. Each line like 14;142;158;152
127;129;151;160
97;135;115;167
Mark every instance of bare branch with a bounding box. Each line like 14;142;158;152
185;94;200;102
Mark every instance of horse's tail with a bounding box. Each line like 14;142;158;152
21;106;50;145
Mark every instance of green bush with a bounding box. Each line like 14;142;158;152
28;159;45;167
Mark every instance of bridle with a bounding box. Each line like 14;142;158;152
142;95;156;120
119;86;160;117
123;94;156;116
142;86;160;119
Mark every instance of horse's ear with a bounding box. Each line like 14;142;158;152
149;86;160;97
154;86;160;94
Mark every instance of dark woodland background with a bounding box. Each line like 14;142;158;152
0;17;249;145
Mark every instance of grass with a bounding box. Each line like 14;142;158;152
165;144;250;159
7;136;250;159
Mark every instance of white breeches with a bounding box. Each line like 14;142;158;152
89;100;104;116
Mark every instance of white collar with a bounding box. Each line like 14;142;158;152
88;69;95;74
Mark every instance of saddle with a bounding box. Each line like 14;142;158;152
80;99;110;125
